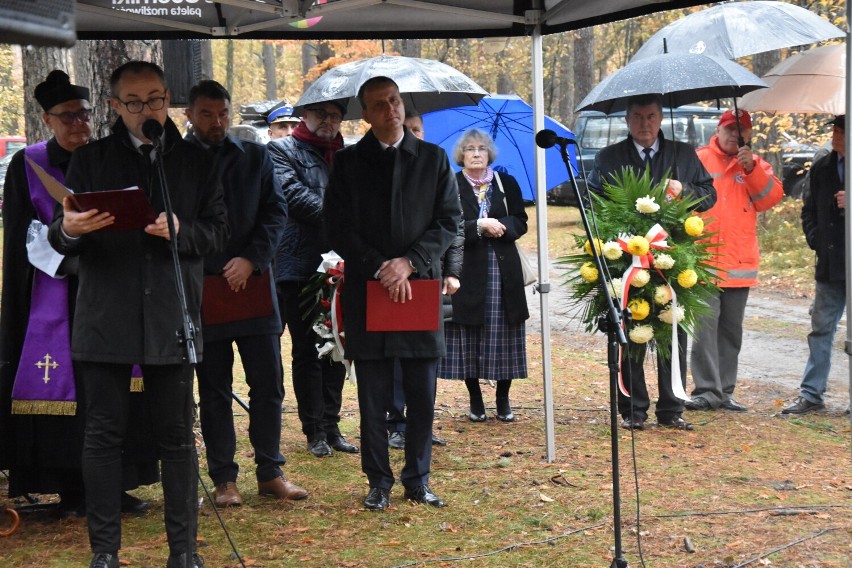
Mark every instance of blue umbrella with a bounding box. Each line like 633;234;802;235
422;94;578;201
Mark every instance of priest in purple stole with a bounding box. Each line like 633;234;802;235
0;70;157;518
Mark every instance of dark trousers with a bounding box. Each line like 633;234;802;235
355;357;437;490
617;326;687;422
80;362;197;555
387;359;406;433
196;334;285;484
278;281;345;442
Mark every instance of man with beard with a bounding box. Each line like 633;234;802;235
268;99;360;458
185;80;306;507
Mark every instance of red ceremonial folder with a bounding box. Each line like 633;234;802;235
202;268;275;326
366;279;441;332
73;188;158;232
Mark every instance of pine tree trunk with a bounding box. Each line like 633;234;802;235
301;42;318;91
262;42;277;100
22;46;69;143
572;27;595;121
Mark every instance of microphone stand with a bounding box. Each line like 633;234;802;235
555;141;630;568
149;136;197;568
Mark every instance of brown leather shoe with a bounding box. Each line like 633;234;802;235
257;476;309;501
213;481;242;508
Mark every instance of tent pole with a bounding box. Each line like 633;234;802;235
530;9;556;463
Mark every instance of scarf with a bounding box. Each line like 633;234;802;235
463;167;494;219
291;121;344;167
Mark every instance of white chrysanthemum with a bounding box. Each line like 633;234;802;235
653;285;673;305
635;196;660;214
658;305;685;324
313;322;333;339
628;324;654;344
610;278;623;298
603;241;623;260
654;253;675;270
630;269;650;288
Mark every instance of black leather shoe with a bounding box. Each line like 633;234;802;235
166;552;204;568
431;434;447;446
329;435;359;453
388;431;406;450
307;438;333;457
364;487;390;511
720;398;748;412
658;416;693;430
684;397;712;411
89;553;119;568
120;492;149;515
781;396;825;415
403;484;447;508
621;417;645;430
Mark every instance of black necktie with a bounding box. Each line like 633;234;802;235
643;148;653;170
140;143;154;162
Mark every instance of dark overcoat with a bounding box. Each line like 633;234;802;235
48;118;229;365
449;171;529;326
185;132;286;342
323;129;460;360
801;150;845;283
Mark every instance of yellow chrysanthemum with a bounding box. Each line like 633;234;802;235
628;325;654;344
580;262;599;283
630;269;650;288
684;216;705;237
584;237;603;256
627;235;650;256
653;285;672;305
677;269;698;288
602;241;623;260
628;298;651;321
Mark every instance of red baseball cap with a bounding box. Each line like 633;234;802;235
718;109;752;129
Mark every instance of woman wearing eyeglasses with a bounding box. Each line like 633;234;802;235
437;128;529;422
0;70;158;522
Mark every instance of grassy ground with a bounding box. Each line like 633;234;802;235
2;203;851;567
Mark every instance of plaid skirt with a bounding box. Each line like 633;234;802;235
438;246;527;380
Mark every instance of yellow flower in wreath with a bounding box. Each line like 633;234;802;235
677;269;698;288
684;216;704;237
627;298;651;321
627;235;650;256
580;261;599;283
584;237;603;256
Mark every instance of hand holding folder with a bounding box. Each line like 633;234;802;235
365;280;441;332
26;156;157;232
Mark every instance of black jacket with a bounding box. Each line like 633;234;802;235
801;150;845;282
324;129;461;359
48;118;229;364
450;171;529;326
185;132;286;341
268;135;334;282
587;132;716;212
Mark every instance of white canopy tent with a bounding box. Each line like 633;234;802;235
50;0;850;458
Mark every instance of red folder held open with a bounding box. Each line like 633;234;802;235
366;279;441;332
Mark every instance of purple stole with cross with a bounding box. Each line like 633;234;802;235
11;142;77;415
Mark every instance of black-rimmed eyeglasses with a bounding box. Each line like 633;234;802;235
306;108;343;124
47;109;92;125
117;96;167;114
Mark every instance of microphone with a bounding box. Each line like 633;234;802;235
141;119;164;148
535;129;576;149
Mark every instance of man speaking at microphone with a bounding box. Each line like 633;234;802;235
48;61;228;568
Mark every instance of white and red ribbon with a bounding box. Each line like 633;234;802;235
316;252;356;383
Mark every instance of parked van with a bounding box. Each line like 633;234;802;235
548;106;723;205
0;135;25;158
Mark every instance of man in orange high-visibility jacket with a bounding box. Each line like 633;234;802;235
686;109;783;413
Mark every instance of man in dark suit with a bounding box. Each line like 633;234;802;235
48;61;229;568
324;76;460;510
185;80;307;508
783;115;846;415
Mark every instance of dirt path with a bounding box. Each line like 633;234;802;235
524;255;851;411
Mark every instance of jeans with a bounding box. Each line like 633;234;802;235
800;280;846;404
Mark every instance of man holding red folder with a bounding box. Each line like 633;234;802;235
324;77;461;510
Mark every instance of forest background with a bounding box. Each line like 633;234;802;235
0;0;845;180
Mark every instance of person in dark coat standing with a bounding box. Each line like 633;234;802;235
587;93;716;432
0;70;156;519
437;129;530;423
324;77;460;511
783;115;846;415
47;61;229;568
268;99;359;459
185;80;307;508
